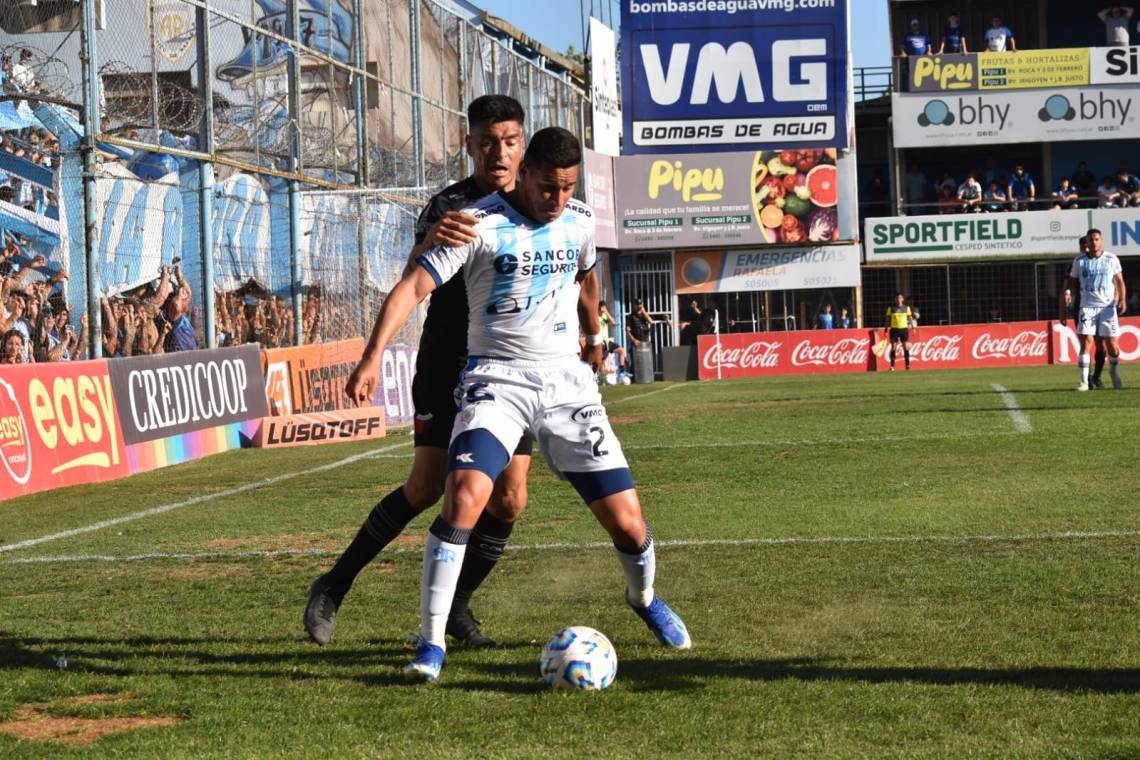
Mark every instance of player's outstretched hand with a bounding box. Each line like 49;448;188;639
345;359;380;407
425;211;479;248
1119;299;1128;316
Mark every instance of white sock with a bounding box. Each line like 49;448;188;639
421;518;470;648
1079;354;1090;384
615;530;655;608
1109;355;1120;377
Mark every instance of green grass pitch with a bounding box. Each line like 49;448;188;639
1;366;1138;757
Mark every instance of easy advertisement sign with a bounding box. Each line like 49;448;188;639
864;210;1088;262
613;148;842;249
891;85;1139;147
675;244;860;294
619;0;849;153
0;360;130;500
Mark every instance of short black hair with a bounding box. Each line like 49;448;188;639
466;95;524;130
1088;228;1103;237
522;127;581;170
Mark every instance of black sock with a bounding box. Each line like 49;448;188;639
450;510;514;613
324;487;419;600
889;347;896;367
1093;346;1106;380
904;348;910;368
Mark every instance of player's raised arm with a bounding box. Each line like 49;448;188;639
347;266;440;406
401;210;479;277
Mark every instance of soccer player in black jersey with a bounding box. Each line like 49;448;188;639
304;96;531;647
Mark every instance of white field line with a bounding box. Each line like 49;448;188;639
607;383;684;404
0;439;413;555
5;529;1140;566
360;429;1026;461
992;383;1032;433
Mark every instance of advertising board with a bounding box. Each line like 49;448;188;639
0;360;129;500
613;148;842;249
864;210;1089;262
891;85;1140;147
590;18;621;156
583;148;619;249
254;406;387;448
619;0;849;153
675;244;860;294
868;322;1050;372
908;49;1090;92
697;327;873;380
108;345;267;446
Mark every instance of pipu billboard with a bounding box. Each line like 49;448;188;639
620;0;850;153
613;148;841;249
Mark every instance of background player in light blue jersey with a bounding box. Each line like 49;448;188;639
1063;228;1127;391
344;127;690;683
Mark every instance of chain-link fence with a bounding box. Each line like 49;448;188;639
0;0;585;361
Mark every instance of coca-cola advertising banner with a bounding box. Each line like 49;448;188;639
870;321;1051;372
698;327;874;380
1051;317;1140;364
0;360;130;500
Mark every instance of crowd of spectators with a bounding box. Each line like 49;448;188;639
897;162;1140;215
898;14;1019;56
1;246;82;364
899;7;1138;57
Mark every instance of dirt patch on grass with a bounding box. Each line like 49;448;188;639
164;563;253;581
0;693;180;746
203;532;348;552
388;533;424;551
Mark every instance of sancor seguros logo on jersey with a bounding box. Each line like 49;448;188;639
494;254;519;275
0;377;32;485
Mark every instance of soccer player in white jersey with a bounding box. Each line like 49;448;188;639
1064;228;1127;391
344;127;690;682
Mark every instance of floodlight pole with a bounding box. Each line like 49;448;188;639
286;0;304;346
79;0;102;358
197;0;216;349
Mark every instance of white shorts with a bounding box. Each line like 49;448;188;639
450;358;629;480
1077;305;1119;338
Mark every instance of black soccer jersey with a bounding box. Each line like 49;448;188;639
413;176;489;367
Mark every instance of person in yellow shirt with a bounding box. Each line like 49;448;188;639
886;292;913;371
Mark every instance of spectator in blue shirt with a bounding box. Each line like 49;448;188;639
900;20;932;56
1051;178;1080;209
983;181;1008;213
1007;165;1035;211
1115;168;1140;206
836;307;852;329
817;304;835;330
939;14;969;53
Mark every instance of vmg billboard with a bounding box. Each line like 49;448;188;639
620;0;850;154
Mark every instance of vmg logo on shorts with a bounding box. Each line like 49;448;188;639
570;404;607;423
494;254;518;274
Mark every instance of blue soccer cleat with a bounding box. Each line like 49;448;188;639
629;596;692;649
403;640;445;683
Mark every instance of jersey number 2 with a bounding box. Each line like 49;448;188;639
587;426;609;457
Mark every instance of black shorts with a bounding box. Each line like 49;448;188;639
411;356;535;456
889;328;910;343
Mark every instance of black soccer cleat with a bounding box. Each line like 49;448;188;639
1090;376;1105;389
303;575;343;646
446;606;497;648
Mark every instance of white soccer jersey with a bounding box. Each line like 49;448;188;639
417;192;597;362
1070;252;1122;309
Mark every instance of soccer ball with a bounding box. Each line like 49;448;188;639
539;626;617;690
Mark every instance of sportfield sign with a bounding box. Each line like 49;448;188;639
864;210;1089;262
619;0;850;153
891;84;1140;147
